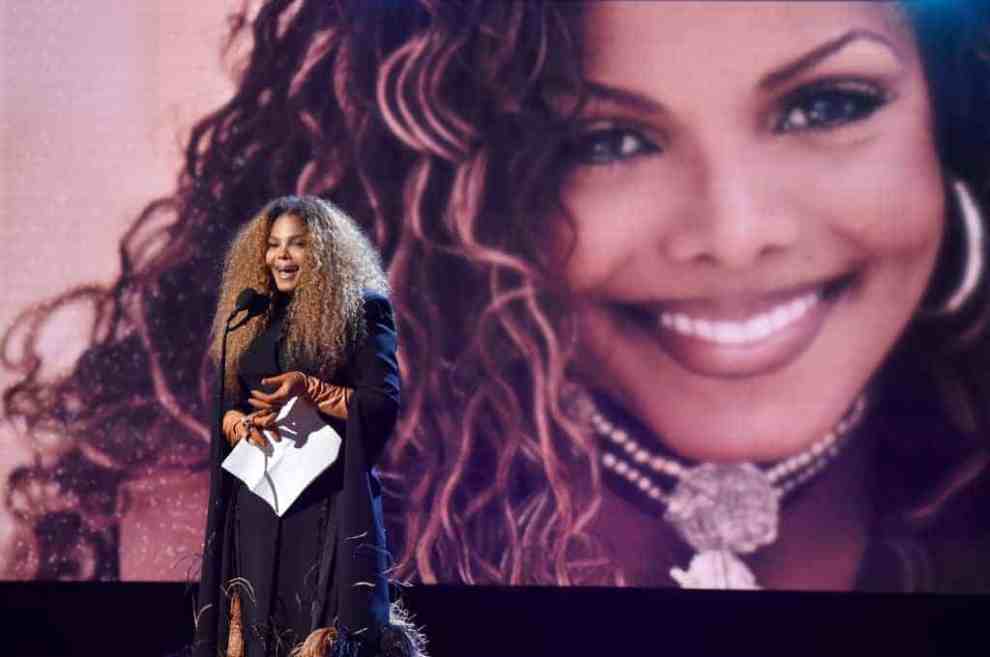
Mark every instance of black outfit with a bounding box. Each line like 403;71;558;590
194;293;399;657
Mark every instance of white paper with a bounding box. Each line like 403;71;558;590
221;395;342;516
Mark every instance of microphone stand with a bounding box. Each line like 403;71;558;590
198;291;266;644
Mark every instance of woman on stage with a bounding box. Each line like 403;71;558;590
194;196;420;657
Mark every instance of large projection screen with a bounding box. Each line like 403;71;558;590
2;0;988;593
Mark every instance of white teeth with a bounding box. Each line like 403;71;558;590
770;306;789;330
657;292;820;345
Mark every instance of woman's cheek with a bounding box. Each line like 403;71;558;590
558;161;674;292
831;148;943;265
820;90;943;260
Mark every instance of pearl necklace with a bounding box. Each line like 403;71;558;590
564;384;867;589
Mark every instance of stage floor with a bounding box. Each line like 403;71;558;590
3;582;987;656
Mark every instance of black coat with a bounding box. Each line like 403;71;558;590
194;293;399;656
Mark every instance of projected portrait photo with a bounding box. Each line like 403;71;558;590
3;0;989;593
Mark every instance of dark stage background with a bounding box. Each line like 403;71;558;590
3;583;988;657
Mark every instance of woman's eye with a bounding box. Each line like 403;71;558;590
777;84;888;133
568;126;659;165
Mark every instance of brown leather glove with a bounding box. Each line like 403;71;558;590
221;409;278;448
304;375;352;419
248;371;353;419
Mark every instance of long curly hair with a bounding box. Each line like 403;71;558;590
210;196;389;393
3;0;990;585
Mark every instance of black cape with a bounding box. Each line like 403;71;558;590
193;293;399;656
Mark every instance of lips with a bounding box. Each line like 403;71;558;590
659;291;820;346
615;273;858;378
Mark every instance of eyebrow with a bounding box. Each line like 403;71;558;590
758;29;903;91
583;82;667;115
582;28;903;116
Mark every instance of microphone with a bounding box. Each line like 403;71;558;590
227;288;271;324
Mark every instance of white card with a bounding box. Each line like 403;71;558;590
221;395;342;516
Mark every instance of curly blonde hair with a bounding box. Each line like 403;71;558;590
210;196;390;392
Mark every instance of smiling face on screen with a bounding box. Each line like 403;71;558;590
558;1;944;462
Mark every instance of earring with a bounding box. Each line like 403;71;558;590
925;179;985;317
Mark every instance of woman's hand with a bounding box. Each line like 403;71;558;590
248;371;307;413
244;410;279;449
249;371;352;419
222;409;279;449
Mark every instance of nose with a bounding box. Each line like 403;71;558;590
664;149;799;269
